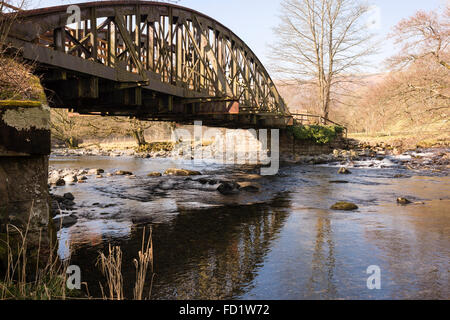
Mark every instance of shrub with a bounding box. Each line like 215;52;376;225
287;125;344;144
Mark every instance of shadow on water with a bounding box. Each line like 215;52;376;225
69;194;292;300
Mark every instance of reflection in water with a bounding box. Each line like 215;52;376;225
307;216;337;299
51;156;450;300
68;196;291;299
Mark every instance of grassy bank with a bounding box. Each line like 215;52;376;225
349;128;450;151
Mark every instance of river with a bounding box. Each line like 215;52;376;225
49;152;450;300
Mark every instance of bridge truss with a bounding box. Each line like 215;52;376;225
6;1;292;128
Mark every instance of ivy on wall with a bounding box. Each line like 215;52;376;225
287;125;344;144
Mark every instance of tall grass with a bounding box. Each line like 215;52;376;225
1;207;156;300
0;211;69;300
96;227;155;300
97;244;124;300
133;227;154;300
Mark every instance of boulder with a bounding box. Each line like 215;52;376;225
63;193;75;201
397;197;412;205
147;172;162;177
330;201;358;211
217;182;240;195
164;168;201;176
53;214;78;229
63;175;78;183
55;178;66;186
48;173;65;186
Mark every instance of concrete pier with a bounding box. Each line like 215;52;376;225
0;101;50;231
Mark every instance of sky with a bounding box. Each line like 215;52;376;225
29;0;448;73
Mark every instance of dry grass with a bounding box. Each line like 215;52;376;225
349;123;450;150
96;227;155;300
0;55;44;102
1;207;157;300
97;245;124;300
0;209;70;300
133;227;154;300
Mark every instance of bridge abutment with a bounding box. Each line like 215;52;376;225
278;129;346;163
0;101;51;232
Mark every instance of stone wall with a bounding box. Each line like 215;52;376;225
278;129;347;162
0;101;50;232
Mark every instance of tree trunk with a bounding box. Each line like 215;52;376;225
65;137;79;149
132;128;147;146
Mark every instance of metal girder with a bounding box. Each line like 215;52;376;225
8;1;290;122
191;15;233;97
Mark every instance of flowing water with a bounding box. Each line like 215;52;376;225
50;153;450;300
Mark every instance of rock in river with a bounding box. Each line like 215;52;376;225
115;170;133;176
63;175;78;183
49;175;65;186
237;182;261;192
164;168;202;176
330;201;358;211
397;197;412;205
217;181;240;195
88;168;104;175
53;214;78;229
147;172;162;177
63;192;75;201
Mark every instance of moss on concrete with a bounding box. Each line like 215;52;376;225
1;104;50;131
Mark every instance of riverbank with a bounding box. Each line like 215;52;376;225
349;129;450;153
50;136;450;172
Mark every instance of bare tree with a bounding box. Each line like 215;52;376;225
0;1;26;47
270;0;376;120
388;6;449;70
50;109;80;148
333;7;449;134
110;117;153;147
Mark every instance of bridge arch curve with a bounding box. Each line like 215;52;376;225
8;1;291;128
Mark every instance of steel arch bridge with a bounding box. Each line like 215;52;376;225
6;1;293;128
